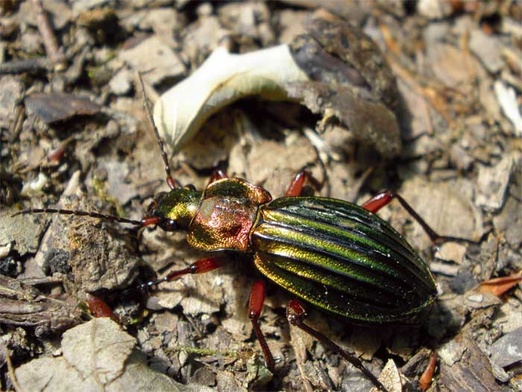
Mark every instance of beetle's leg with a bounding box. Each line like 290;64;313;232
208;169;228;184
86;293;119;321
286;299;388;392
285;170;311;196
139;257;224;290
362;191;466;244
93;259;224;321
248;280;275;371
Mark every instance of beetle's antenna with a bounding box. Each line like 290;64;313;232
12;208;144;226
137;73;178;190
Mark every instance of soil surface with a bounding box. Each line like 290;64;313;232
0;1;521;391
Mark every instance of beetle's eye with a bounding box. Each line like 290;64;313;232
160;219;177;231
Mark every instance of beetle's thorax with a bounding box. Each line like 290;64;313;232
187;178;272;252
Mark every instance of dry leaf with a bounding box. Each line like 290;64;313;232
15;318;210;392
24;93;101;124
154;11;401;157
153;44;309;153
477;272;522;297
494;81;522;136
418;351;437;391
0;275;79;335
438;332;498;391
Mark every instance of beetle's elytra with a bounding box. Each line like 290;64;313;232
254;196;437;323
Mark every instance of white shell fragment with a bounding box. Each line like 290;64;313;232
153;44;309;154
494;81;522;136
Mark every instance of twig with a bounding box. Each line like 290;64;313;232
6;349;23;392
31;0;66;70
0;58;51;74
8;104;25;144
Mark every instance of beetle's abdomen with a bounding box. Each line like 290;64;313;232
251;197;437;324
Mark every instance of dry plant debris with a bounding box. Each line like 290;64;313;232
14;318;209;392
154;10;402;158
0;1;521;391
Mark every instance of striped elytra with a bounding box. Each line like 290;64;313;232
251;196;438;324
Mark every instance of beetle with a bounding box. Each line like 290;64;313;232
14;85;461;392
143;169;446;390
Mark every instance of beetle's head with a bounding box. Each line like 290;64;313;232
142;186;202;232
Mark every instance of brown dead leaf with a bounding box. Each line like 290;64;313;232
24;93;101;124
1;206;47;257
477;272;522;297
288;10;401;157
418;351;437;391
154;10;401;158
399;177;484;249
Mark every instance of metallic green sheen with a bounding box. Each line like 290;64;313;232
149;187;202;230
251;197;437;324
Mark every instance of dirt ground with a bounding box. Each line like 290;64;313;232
0;1;521;391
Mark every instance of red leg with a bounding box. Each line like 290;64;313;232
248;280;275;371
140;257;224;290
285;170;311;197
93;258;223;323
361;191;466;244
286;300;388;392
86;293;118;322
166;175;178;190
361;190;394;213
208;169;228;185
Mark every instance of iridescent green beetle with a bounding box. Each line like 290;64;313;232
145;175;437;326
